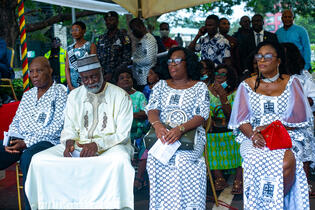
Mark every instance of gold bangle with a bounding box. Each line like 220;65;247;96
151;121;161;126
179;124;185;132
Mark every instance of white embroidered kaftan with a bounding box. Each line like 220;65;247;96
25;83;135;210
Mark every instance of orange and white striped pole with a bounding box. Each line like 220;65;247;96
18;0;30;92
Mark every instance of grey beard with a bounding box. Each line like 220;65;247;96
85;73;104;94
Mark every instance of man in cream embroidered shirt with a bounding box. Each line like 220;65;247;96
25;54;135;210
60;61;134;154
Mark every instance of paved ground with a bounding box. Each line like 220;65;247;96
0;163;314;210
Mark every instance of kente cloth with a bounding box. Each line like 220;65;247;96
25;144;134;210
228;76;311;209
67;41;91;88
25;83;135;209
206;91;242;170
145;80;210;209
8;82;67;147
132;33;158;86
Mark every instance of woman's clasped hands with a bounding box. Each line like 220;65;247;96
154;123;183;145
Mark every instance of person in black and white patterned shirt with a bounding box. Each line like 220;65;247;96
0;57;67;210
129;18;158;91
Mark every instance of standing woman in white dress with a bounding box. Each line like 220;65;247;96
145;47;210;209
229;41;311;209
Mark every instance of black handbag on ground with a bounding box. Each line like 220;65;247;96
143;123;196;150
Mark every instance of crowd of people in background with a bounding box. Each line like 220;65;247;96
0;8;314;210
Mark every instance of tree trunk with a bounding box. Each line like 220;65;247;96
0;0;101;48
0;0;19;48
26;10;102;33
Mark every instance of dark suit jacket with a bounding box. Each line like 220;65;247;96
248;30;278;51
237;29;278;72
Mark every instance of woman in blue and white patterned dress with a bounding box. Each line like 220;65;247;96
229;41;311;209
65;21;96;91
145;47;210;210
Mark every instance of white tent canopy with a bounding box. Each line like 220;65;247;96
32;0;216;18
32;0;128;14
112;0;212;18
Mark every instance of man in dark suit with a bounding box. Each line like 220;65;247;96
242;14;278;75
233;16;252;74
251;14;278;47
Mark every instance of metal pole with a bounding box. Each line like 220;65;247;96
137;0;142;18
18;0;30;92
72;8;76;23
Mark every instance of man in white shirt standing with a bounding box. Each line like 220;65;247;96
129;18;158;91
25;54;135;210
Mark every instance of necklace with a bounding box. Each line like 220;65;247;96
262;72;279;83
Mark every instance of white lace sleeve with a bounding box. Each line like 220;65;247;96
281;77;313;128
228;82;252;129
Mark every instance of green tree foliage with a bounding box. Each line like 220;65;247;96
191;0;315;17
295;16;315;43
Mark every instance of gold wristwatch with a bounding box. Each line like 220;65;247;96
179;124;185;133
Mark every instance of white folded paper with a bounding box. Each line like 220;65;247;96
148;138;181;165
3;131;24;146
70;149;81;158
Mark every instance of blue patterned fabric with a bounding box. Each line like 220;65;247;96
145;80;210;209
67;41;91;88
195;33;231;65
9;83;67;147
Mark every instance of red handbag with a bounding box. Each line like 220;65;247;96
260;120;292;150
